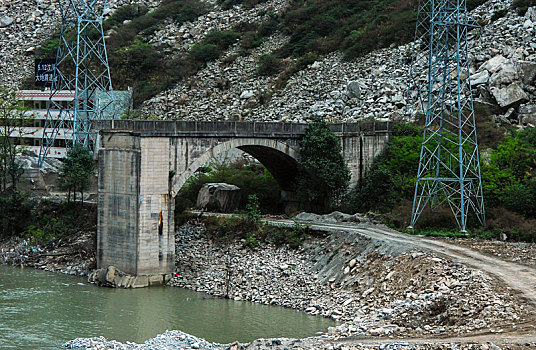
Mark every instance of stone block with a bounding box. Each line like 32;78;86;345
149;274;165;286
132;275;149;288
105;266;116;283
196;183;241;212
491;83;529;108
517;60;536;85
470;70;489;86
479;55;508;73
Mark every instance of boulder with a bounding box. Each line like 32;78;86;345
346;81;361;98
479;55;508;73
489;64;517;87
240;90;254;99
517;60;536;85
196;183;241;212
470;70;490;86
0;15;13;27
491;83;529;108
526;6;536;22
520;104;536;125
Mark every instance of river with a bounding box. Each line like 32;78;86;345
0;265;335;349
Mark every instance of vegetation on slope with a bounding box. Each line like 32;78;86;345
342;107;536;242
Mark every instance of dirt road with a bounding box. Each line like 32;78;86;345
269;219;536;307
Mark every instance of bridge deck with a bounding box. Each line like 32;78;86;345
92;120;392;138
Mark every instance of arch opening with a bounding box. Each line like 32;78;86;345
171;139;300;197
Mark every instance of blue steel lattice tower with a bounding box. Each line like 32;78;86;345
408;0;485;232
39;0;115;164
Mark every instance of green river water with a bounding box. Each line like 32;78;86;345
0;265;335;349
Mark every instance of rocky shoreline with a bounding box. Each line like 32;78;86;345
0;232;94;276
170;220;532;339
2;217;536;349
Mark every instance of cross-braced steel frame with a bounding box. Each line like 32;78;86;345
408;0;485;232
39;0;114;165
405;0;441;116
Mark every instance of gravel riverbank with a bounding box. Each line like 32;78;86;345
2;217;536;349
170;221;532;340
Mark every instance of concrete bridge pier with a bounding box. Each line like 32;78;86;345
97;131;174;287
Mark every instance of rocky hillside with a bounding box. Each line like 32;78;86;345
140;0;536;127
0;0;160;86
1;0;535;127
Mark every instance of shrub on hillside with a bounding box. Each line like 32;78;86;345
218;0;268;10
190;44;221;63
257;54;283;76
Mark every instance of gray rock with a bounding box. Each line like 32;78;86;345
470;70;490;86
346;81;361;98
196;183;241;213
526;6;536;22
517;60;536;85
489;64;517;87
0;15;13;27
521;111;536;126
479;55;508;73
294;212;322;222
240;90;255;99
491;83;529;107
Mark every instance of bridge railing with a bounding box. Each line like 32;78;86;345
92;120;392;136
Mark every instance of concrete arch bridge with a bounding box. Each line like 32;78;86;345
93;120;391;286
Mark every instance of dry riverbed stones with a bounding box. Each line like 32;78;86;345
170;221;532;340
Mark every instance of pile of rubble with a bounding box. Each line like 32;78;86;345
148;0;289;55
170;221;531;339
0;232;95;276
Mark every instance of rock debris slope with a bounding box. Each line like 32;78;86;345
2;0;535;127
141;0;536;127
0;0;159;86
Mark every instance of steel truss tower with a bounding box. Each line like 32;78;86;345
39;0;115;164
408;0;485;232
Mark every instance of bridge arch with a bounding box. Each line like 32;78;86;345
95;121;391;285
171;138;300;197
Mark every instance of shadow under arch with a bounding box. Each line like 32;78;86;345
171;138;300;197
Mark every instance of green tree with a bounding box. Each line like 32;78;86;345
58;145;95;204
296;118;350;212
0;86;33;193
352;167;398;213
